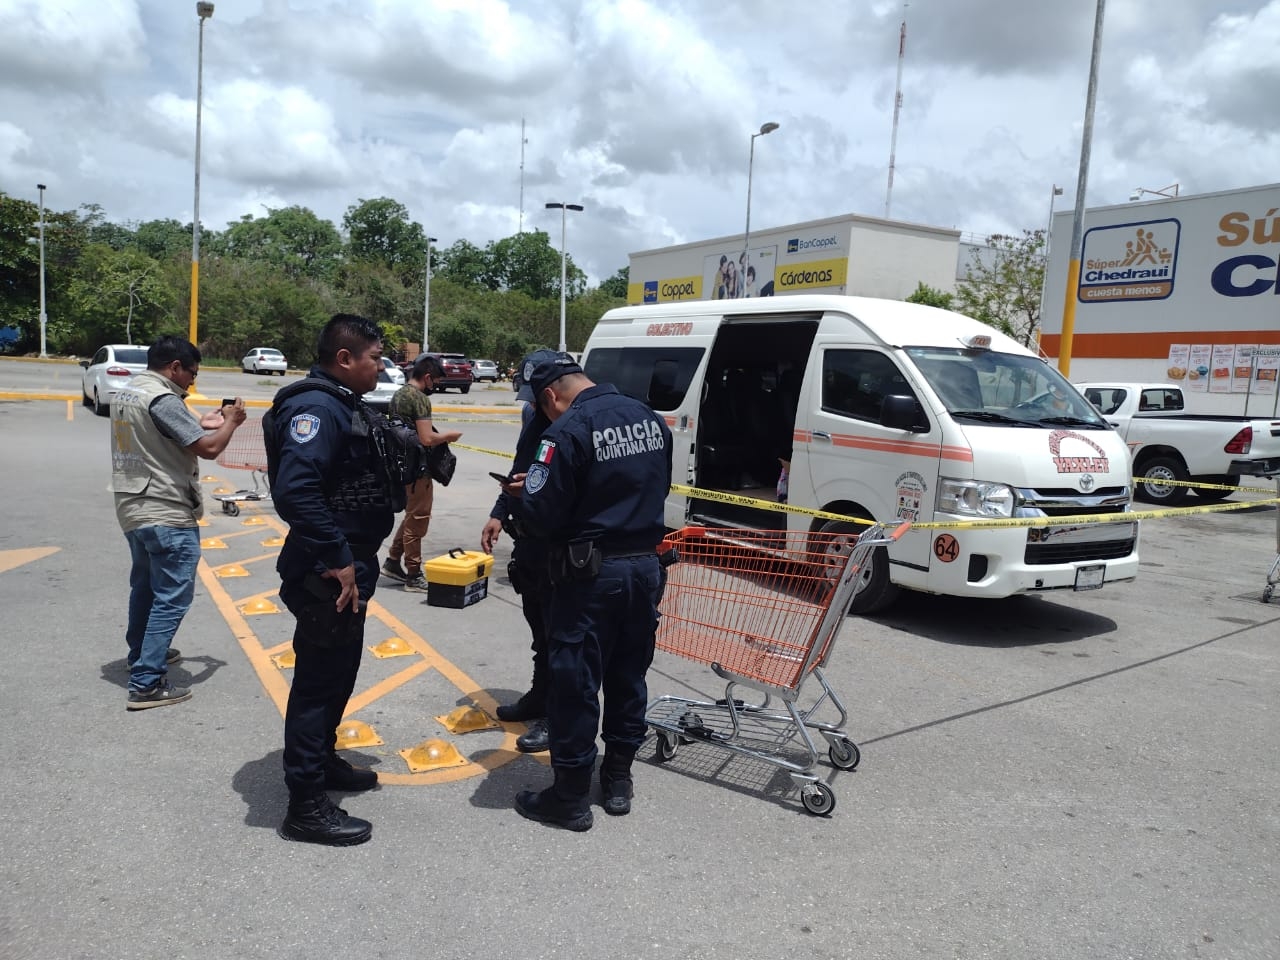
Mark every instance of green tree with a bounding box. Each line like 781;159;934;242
488;230;584;301
62;244;173;352
133;219;191;262
599;266;629;299
436;238;496;290
905;281;955;310
222;205;342;280
0;192;41;340
954;230;1046;347
342;197;426;279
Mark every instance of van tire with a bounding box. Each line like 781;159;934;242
1135;456;1189;505
816;519;900;615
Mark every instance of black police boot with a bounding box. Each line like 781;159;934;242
600;750;635;816
323;753;378;792
515;717;550;753
496;652;548;722
515;767;593;832
278;792;372;846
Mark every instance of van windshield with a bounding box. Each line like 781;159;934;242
906;347;1108;428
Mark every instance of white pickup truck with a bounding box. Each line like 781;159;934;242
1076;382;1280;505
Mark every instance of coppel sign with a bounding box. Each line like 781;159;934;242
1077;218;1181;303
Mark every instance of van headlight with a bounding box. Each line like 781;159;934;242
937;478;1015;518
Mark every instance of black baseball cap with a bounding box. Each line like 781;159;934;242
515;349;583;402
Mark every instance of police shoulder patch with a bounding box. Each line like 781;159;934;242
525;462;549;494
289;413;321;443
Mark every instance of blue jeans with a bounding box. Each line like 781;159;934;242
124;525;201;692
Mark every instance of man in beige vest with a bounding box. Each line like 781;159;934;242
111;336;246;709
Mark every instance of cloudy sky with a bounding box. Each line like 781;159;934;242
1;0;1276;283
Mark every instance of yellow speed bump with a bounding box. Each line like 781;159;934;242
437;704;499;734
201;475;220;482
201;537;227;549
198;518;209;527
238;596;279;615
400;738;466;772
368;636;415;659
261;536;285;547
211;486;235;494
271;649;296;669
240;516;267;526
213;563;249;578
336;720;383;749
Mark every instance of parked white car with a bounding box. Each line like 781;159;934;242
241;347;288;375
381;357;406;385
80;344;149;416
470;358;499;382
363;369;401;410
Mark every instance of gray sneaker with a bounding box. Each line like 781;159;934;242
403;574;429;593
127;679;192;711
381;558;408;583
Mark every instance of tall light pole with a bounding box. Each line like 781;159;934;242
1129;183;1179;201
1036;183;1064;335
36;183;47;358
189;1;214;346
422;235;438;353
545;202;583;352
744;121;779;296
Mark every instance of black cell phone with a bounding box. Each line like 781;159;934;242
221;398;235;408
489;471;512;483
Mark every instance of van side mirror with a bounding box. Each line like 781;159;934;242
881;394;929;432
79;360;89;369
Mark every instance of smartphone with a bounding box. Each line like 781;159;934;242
221;398;236;409
488;471;512;483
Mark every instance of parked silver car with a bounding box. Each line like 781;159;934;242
241;347;288;375
470;358;499;382
381;357;406;385
362;369;401;410
80;344;149;416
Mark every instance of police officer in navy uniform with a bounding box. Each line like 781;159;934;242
480;399;553;753
511;350;673;831
268;314;395;846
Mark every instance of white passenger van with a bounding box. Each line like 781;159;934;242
581;295;1138;613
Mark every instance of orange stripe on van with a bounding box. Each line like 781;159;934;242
795;428;973;463
1040;330;1280;358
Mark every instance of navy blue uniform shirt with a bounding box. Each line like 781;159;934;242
522;384;672;550
489;403;551;525
271;367;395;581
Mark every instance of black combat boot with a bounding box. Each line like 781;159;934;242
515;717;550;753
278;792;373;846
496;658;548;722
323;753;378;792
515;767;593;832
599;750;636;816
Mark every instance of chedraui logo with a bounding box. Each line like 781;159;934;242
775;256;847;292
1078;218;1180;302
786;236;840;254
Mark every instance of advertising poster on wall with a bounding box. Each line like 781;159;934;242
1253;348;1280;397
1231;345;1257;394
702;245;777;300
1186;344;1212;393
1208;344;1235;394
1165;344;1190;382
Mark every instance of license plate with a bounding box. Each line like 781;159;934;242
1074;564;1105;591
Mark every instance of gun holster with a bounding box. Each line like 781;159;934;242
548;539;602;585
507;558;524;595
658;545;680;568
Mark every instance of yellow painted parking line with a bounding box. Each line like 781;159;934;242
0;546;60;574
197;513;534;784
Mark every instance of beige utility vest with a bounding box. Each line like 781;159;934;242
111;370;203;531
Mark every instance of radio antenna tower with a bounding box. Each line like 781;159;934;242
884;3;907;219
518;117;529;233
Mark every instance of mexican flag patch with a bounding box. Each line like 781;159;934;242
535;439;556;464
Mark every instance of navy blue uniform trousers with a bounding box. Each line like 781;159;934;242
279;555;379;796
546;554;665;771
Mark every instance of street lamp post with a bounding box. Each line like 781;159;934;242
36;183;47;358
422;235;438;353
743;121;779;297
545;202;583;352
189;1;214;346
1129;183;1179;201
1036;183;1064;332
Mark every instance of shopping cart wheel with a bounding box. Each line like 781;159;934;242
654;733;678;762
1264;583;1275;604
827;737;860;771
222;501;240;517
800;782;836;817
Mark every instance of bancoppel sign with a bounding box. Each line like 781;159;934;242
1078;218;1180;303
785;235;841;255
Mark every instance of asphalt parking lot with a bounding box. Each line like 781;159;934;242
1;361;1278;960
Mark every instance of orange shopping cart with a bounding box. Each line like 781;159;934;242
646;521;910;816
212;416;270;517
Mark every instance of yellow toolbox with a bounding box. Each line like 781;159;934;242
423;548;494;608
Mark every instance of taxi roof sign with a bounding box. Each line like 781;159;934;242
961;333;992;350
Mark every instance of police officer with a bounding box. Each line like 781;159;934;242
267;314;396;847
512;350;673;831
480;398;553;753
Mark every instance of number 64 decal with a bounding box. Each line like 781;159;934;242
933;533;960;563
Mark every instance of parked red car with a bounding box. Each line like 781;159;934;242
424;352;473;393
